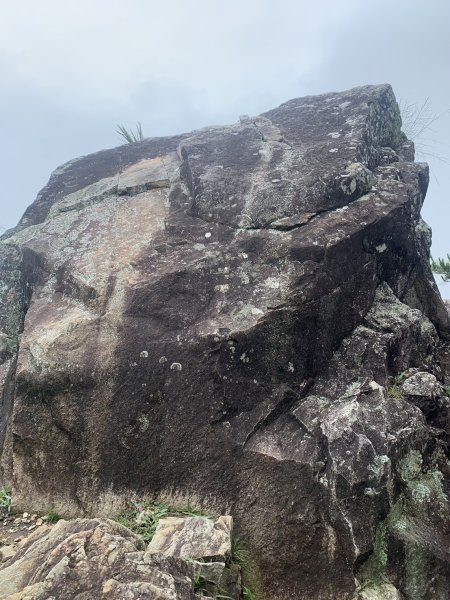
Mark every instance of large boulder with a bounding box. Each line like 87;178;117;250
0;84;449;599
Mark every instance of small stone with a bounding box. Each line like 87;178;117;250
0;545;16;562
13;537;22;543
22;513;29;519
36;518;43;526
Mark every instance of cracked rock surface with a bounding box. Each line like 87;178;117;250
0;517;237;599
0;84;449;599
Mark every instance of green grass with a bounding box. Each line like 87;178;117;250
0;488;11;513
386;372;407;399
115;500;214;543
116;122;144;144
46;511;62;523
242;587;255;600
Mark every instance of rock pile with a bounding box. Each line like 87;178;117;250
0;515;240;599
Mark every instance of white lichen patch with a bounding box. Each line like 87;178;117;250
170;362;182;371
327;132;341;139
265;277;281;289
140;350;149;358
214;284;229;293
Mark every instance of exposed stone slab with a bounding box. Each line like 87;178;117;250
0;518;201;600
146;516;232;561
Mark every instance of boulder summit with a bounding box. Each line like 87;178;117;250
0;84;449;599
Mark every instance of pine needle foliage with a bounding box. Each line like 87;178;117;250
116;122;144;144
431;255;450;282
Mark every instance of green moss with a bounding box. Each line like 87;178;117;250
403;544;428;600
358;450;449;599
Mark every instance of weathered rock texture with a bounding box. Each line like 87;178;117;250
0;517;237;599
0;84;449;599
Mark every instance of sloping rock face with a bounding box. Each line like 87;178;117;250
0;85;449;599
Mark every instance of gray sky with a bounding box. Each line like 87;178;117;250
1;0;449;293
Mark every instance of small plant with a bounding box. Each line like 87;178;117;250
117;501;169;541
242;587;255;600
116;500;214;543
116;122;144;144
0;488;12;514
431;255;450;282
46;511;62;523
387;384;403;399
386;372;407;399
230;534;249;568
399;98;449;165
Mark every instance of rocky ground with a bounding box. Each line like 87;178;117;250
0;509;242;600
0;512;54;561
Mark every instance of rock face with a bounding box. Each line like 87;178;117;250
0;517;237;599
0;84;449;599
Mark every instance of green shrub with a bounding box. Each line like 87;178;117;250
0;488;11;513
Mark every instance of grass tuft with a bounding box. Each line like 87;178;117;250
116;122;144;144
0;488;11;514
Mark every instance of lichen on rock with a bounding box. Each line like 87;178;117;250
0;84;449;599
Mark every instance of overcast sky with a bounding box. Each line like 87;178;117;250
1;0;449;294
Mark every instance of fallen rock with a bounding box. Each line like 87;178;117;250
402;371;450;431
0;544;16;563
402;371;444;397
146;516;232;561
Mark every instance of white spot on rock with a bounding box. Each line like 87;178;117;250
288;362;295;372
265;277;280;289
251;307;264;316
271;178;281;183
328;132;341;138
140;350;148;358
215;284;229;293
205;232;212;239
376;243;387;253
329;148;338;153
159;356;168;364
170;362;182;371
